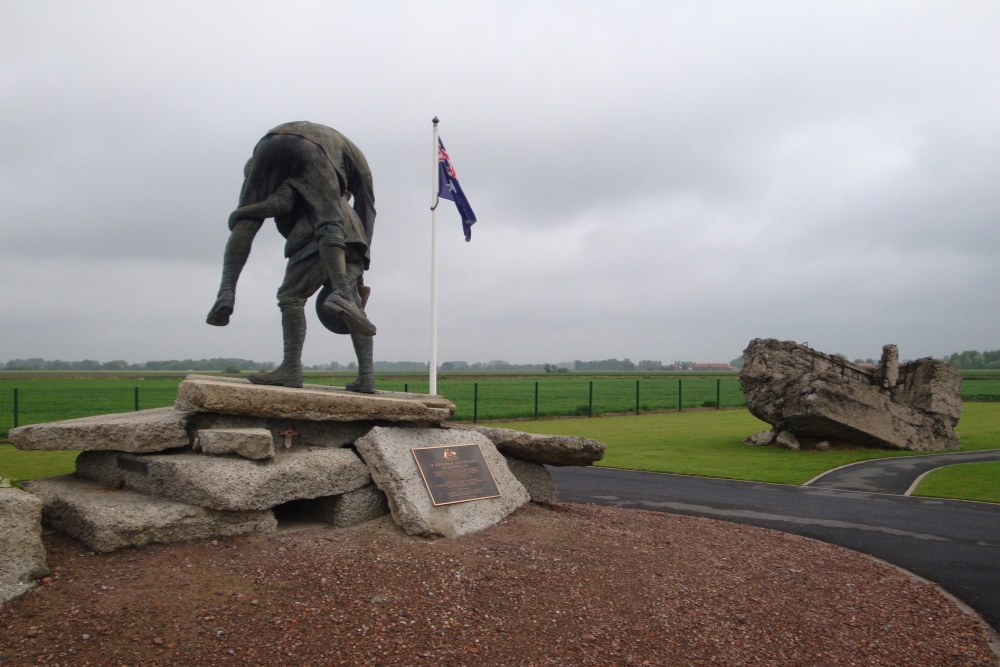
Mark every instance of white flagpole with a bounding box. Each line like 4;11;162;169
429;117;440;395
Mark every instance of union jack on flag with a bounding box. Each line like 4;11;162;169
437;138;477;241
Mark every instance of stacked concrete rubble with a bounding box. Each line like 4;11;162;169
739;339;963;451
9;375;605;556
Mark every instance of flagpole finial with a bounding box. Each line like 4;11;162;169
432;116;439;126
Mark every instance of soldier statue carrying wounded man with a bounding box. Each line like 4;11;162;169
206;121;377;393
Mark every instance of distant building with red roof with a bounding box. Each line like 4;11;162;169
689;363;736;371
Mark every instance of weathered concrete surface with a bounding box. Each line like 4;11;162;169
8;407;192;453
196;427;275;460
0;488;50;603
193;412;374;450
305;484;390;527
503;456;558;503
355;426;529;538
176;375;454;423
74;447;371;511
26;476;275;553
740;339;962;451
464;426;605;466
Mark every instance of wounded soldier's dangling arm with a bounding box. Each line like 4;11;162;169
228;183;297;230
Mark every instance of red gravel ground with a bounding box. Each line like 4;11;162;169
1;502;997;666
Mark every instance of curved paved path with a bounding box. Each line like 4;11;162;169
549;465;1000;633
804;449;1000;495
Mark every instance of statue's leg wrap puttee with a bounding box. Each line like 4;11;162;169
248;305;306;388
346;333;375;394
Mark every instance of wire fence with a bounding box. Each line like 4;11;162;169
374;377;746;422
0;378;744;436
0;388;178;437
4;375;998;436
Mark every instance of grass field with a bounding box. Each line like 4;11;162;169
2;373;998;503
0;445;77;482
3;370;1000;435
0;372;747;435
911;461;1000;504
491;402;1000;488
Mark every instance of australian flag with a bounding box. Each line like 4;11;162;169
437;138;477;241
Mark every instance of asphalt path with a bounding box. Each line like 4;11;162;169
805;449;1000;495
549;466;1000;633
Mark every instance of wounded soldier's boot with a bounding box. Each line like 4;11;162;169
248;306;305;388
322;274;377;336
247;364;303;388
206;289;235;326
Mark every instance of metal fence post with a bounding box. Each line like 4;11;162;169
716;378;721;409
13;388;18;428
404;383;408;393
134;387;140;411
473;382;478;423
588;380;594;417
534;381;539;419
635;379;640;415
678;379;683;412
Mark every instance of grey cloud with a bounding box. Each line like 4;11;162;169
2;1;998;366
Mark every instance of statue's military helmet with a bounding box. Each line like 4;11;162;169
315;281;370;335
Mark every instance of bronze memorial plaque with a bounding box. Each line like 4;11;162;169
411;444;502;506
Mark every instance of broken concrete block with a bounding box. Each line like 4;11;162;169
774;430;801;450
0;487;50;603
463;426;605;466
9;407;192;453
306;484;390;527
740;339;962;451
175;375;454;423
74;447;371;511
743;430;776;446
196;428;275;460
503;456;558;503
193;412;373;450
26;476;275;554
355;426;529;538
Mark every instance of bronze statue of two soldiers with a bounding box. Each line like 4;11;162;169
207;121;377;392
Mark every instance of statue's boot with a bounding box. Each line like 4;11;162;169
206;289;235;327
248;306;305;388
346;333;375;393
318;246;376;336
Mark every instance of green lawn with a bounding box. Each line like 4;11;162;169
911;461;1000;504
4;403;998;503
0;444;78;482
490;402;1000;486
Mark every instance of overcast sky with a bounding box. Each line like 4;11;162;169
2;1;998;367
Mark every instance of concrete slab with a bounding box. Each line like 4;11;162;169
466;426;606;466
0;488;49;602
192;412;374;450
175;375;454;423
74;447;371;511
26;476;276;553
9;407;192;453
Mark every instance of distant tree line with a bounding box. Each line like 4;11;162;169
4;355;753;373
3;358;275;372
439;361;552;371
944;349;1000;369
574;358;636;371
374;361;429;371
